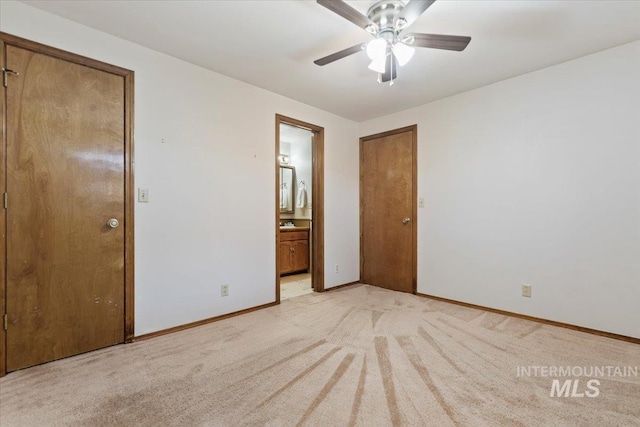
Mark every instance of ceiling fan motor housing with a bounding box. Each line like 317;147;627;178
367;0;408;34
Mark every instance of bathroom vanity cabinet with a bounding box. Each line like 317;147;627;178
279;227;309;275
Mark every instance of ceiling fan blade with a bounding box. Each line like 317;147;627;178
381;56;398;83
314;43;366;66
399;0;437;28
317;0;375;31
405;33;471;51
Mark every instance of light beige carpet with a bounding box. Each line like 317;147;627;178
1;284;638;426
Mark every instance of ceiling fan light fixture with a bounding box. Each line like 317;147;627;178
313;0;471;85
392;41;415;66
366;38;387;61
368;56;387;74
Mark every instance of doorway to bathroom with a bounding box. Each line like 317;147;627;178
275;115;324;301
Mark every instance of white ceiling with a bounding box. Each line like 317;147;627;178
22;0;640;122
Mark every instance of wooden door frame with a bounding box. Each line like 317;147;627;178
275;114;324;301
0;32;135;377
360;125;418;293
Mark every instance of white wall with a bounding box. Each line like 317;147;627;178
1;1;360;335
360;41;640;338
281;126;313;219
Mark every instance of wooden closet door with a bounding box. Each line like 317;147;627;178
360;126;417;293
5;45;126;371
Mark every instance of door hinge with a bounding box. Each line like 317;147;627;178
3;192;6;209
2;314;7;330
2;68;20;87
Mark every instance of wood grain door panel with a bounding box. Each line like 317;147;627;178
360;126;417;293
6;46;125;371
291;240;309;272
279;242;293;274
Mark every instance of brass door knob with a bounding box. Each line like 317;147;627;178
402;217;411;224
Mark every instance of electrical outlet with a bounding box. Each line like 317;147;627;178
522;284;532;298
334;265;339;273
221;284;229;297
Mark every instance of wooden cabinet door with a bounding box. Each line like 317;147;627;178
291;240;309;272
279;241;293;274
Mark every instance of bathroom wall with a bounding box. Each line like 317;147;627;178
280;124;313;220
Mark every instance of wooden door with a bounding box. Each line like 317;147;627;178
360;126;417;293
5;44;126;371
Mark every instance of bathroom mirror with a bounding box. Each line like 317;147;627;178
279;165;295;214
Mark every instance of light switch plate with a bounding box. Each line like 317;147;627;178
138;188;149;203
419;198;425;208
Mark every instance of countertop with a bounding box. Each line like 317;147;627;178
279;226;310;231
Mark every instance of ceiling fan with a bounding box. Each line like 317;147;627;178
314;0;471;84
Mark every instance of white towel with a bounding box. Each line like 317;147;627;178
280;183;288;209
296;181;307;208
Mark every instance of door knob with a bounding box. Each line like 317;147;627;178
402;217;411;224
107;218;120;228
